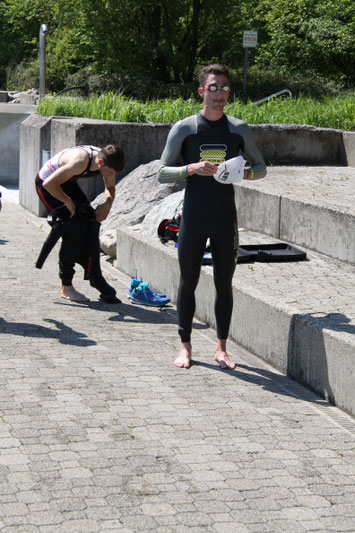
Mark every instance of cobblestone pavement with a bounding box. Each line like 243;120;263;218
0;198;354;533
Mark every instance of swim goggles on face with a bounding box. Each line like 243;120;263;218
200;85;230;92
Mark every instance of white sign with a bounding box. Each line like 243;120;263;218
243;31;258;48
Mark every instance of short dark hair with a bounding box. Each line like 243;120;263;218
99;144;125;173
198;64;230;87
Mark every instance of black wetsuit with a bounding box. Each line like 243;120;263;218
35;146;117;300
158;113;266;342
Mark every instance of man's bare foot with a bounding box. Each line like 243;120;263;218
60;286;89;302
214;351;236;370
214;339;236;370
174;342;192;368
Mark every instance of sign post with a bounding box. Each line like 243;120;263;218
242;31;258;96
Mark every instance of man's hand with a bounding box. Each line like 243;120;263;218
64;198;76;217
187;161;218;176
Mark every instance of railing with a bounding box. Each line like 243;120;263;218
253;89;292;106
54;87;86;97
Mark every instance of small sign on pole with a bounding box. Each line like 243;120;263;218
243;31;258;48
242;31;258;96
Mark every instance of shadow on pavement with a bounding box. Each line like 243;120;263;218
0;317;96;346
193;359;329;405
84;301;209;330
295;312;355;334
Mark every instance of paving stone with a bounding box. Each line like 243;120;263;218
0;527;40;533
213;523;250;533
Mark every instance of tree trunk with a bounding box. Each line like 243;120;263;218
183;0;204;82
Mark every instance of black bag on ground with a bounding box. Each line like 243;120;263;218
157;214;182;243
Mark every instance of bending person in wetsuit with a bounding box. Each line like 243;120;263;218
35;144;125;302
158;64;266;369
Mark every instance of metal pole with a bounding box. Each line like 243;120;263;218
39;24;48;102
243;47;248;96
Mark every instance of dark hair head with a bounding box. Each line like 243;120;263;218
99;144;125;173
198;64;230;87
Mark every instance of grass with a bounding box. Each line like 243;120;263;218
225;95;355;131
38;92;355;131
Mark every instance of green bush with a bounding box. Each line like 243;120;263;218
228;66;345;100
6;59;39;91
4;55;350;102
45;27;86;92
59;64;348;101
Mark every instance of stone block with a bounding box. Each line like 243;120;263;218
0;103;37;186
287;313;355;416
235;186;280;237
19;94;36;105
19;114;52;216
342;131;355;168
280;197;355;264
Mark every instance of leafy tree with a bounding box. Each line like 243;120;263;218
0;0;353;93
62;0;240;83
255;0;355;84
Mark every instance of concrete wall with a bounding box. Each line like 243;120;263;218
51;118;172;201
19;115;171;214
251;124;348;166
19;114;355;217
51;118;171;176
0;103;37;185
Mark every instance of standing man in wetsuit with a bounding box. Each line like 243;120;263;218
158;64;266;369
36;144;125;302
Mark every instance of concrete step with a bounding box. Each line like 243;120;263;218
235;166;355;264
115;226;355;418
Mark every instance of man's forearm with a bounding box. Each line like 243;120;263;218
43;182;73;206
243;163;267;180
157;164;188;183
104;186;115;203
95;188;115;222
